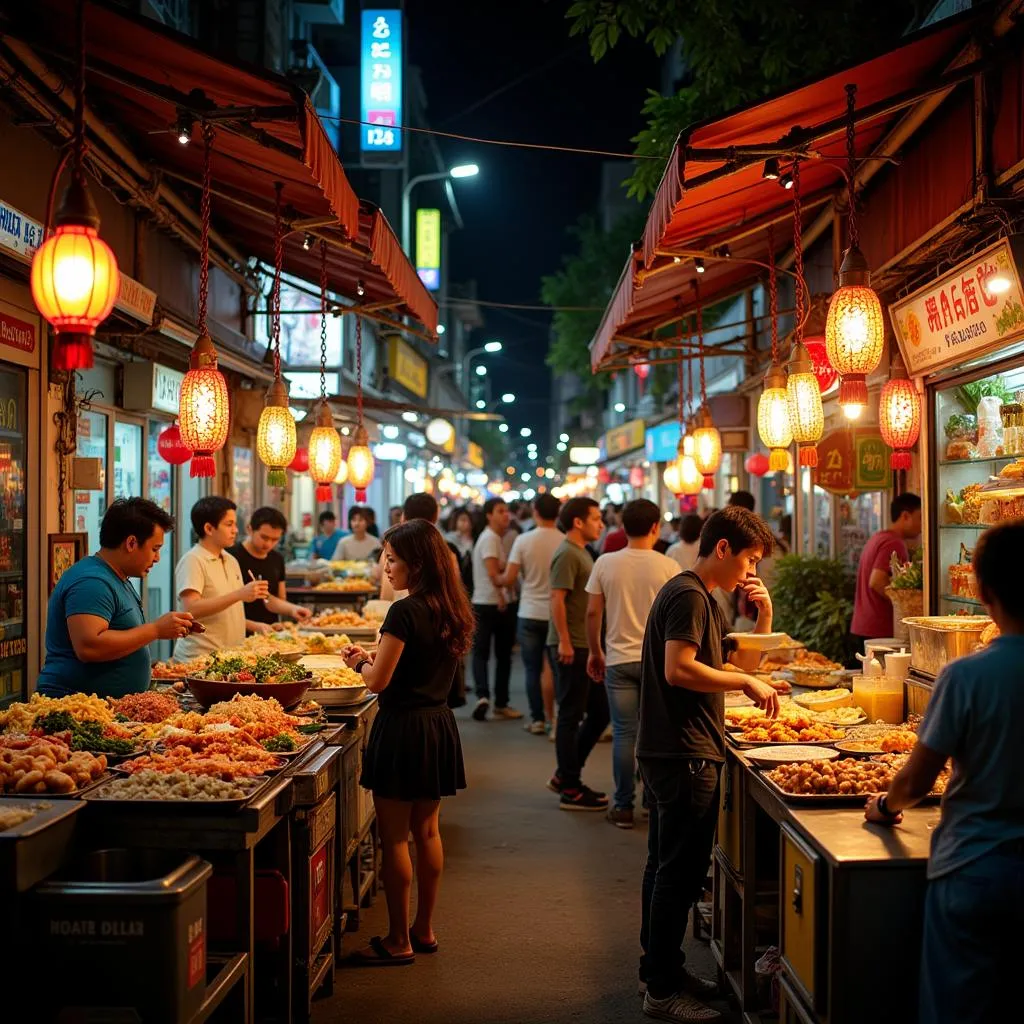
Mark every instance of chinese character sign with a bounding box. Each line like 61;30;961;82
361;10;403;156
890;239;1024;376
416;208;441;291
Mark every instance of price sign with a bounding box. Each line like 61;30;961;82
855;434;889;490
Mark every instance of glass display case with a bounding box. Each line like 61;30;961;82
0;367;27;706
932;362;1024;614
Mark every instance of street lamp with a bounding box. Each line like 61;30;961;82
401;164;481;256
435;342;504;392
483;340;502;353
475;364;487;377
520;427;532;438
501;392;515;404
498;423;509;433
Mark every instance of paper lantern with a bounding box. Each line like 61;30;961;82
157;424;192;466
662;460;682;497
425;417;454;448
879;371;921;470
825;247;885;419
633;362;650;380
256;378;297;486
692;408;722;489
289;447;309;473
308;400;342;500
333;457;349;485
757;363;792;471
786;340;825;467
346;424;375;502
178;333;229;478
745;452;770;478
669;438;702;497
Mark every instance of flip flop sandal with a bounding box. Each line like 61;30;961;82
411;935;439;954
346;935;415;967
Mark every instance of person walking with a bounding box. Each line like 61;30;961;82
547;496;609;810
865;520;1024;1024
638;507;779;1021
585;499;679;829
342;519;474;966
666;514;703;572
471;498;522;721
499;494;563;736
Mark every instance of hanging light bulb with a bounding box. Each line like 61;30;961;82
826;84;884;421
690;284;721;488
307;240;342;500
31;1;118;370
757;224;792;471
879;365;921;470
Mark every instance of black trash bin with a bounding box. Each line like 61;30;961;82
34;848;212;1024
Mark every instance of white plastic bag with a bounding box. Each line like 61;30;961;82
976;396;1004;458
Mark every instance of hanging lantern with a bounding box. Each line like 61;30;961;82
179;334;229;478
289;446;309;473
662;460;682;497
426;417;455;448
308;400;342;500
346;424;375;502
758;363;793;471
157;424;192;466
825;85;884;421
31;5;118;370
333;456;349;485
692;409;722;489
879;368;921;470
633;361;650;380
804;337;838;395
787;341;825;467
257;378;297;486
669;438;703;497
745;452;770;478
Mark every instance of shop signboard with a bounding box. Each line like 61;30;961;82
466;441;485;469
814;429;889;494
0;199;43;261
123;363;185;416
645;421;680;462
605;418;645;458
890;238;1024;377
114;273;157;325
854;433;889;491
416;208;441;291
0;307;36;354
386;336;427;398
360;9;403;161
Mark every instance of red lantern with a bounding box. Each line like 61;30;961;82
879;372;921;470
745;452;770;478
803;338;838;396
633;362;650;380
157;425;192;466
597;467;612;485
289;447;309;473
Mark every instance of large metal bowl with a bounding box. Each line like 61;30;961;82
185;675;312;710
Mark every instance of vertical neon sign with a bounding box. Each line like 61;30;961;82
360;9;403;157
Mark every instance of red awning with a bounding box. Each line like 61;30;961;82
590;15;976;370
14;1;436;334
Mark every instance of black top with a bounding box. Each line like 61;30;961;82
637;571;734;762
378;594;457;711
228;543;286;625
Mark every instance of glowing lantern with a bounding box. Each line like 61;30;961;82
157;424;192;466
289;447;309;473
346;424;375;503
745;452;770;478
786;339;825;467
633;362;650;380
178;333;229;477
670;438;703;497
692;408;722;489
425;418;455;448
257;378;298;486
662;460;682;497
308;400;343;500
879;369;921;470
758;363;793;472
333;457;349;485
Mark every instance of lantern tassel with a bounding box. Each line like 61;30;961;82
890;450;912;471
798;445;818;468
355;488;367;503
52;334;94;371
838;375;868;408
702;474;715;490
267;468;287;487
768;448;789;472
190;455;216;478
315;484;333;501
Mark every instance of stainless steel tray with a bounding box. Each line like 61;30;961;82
902;616;991;677
0;798;84;892
82;774;273;811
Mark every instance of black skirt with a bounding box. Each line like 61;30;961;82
360;704;467;801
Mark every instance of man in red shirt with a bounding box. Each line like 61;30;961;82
850;493;922;647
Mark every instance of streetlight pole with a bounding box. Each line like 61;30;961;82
433;341;501;393
400;164;479;257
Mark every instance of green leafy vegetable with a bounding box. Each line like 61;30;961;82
263;733;297;753
954;377;1012;416
888;548;923;591
34;712;135;754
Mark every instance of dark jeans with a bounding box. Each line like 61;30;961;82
919;846;1024;1024
472;603;517;708
638;756;722;997
517;617;548;723
549;646;610;790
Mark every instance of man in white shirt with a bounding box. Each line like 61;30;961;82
471;498;522;721
499;494;563;735
586;499;680;829
174;497;268;660
336;507;381;562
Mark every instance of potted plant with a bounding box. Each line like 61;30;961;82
886;547;924;639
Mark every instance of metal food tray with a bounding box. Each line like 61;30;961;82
306;685;370;707
902;616;991;678
82;774;274;812
756;766;942;806
302;624;378;638
0;798;84;891
1;771;114;799
727;732;845;749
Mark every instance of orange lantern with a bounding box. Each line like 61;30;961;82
692;409;722;489
178;333;229;477
257;379;297;486
346;424;375;502
309;400;343;501
879;369;921;470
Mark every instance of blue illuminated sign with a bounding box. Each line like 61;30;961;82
360;10;403;156
646;421;682;462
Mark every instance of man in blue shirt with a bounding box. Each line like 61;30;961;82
38;498;195;698
310;510;347;561
867;520;1024;1024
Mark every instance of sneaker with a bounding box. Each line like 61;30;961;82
493;705;524;720
560;788;608;812
607;807;634;829
472;698;490;721
581;784;608;803
524;720;546;735
643;990;722;1022
679;969;718;999
545;774;564;795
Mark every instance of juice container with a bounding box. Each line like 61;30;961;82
852;676;905;724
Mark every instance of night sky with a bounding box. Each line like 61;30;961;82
403;0;659;452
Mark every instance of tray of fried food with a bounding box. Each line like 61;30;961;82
116;737;286;778
730;710;846;747
84;769;271;810
306;608;382;631
313;577;378;592
762;758;896;803
301;631;352;654
873;752;952;795
836;721;919;756
238;631;307;660
0;735;109;796
725;701;802;728
108;691;181;724
0;692;115;735
151;657;210;681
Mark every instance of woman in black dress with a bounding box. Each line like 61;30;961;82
343;518;474;965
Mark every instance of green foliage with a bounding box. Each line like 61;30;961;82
888;547;923;591
565;0;916;199
771;554;856;665
954;376;1013;416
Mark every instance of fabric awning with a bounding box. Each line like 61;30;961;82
590;14;977;370
13;0;436;334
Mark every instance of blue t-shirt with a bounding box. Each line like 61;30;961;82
311;528;348;560
918;635;1024;879
37;555;150;699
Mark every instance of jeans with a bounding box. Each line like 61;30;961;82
638;756;721;997
517;617;548;723
472;603;517;708
604;662;641;810
549;646;610;790
919;846;1024;1024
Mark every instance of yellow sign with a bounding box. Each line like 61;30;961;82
605;418;645;457
416;208;441;291
467;441;485;469
387;336;428;398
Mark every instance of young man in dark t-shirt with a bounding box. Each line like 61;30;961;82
638;507;779;1022
228;507;312;631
